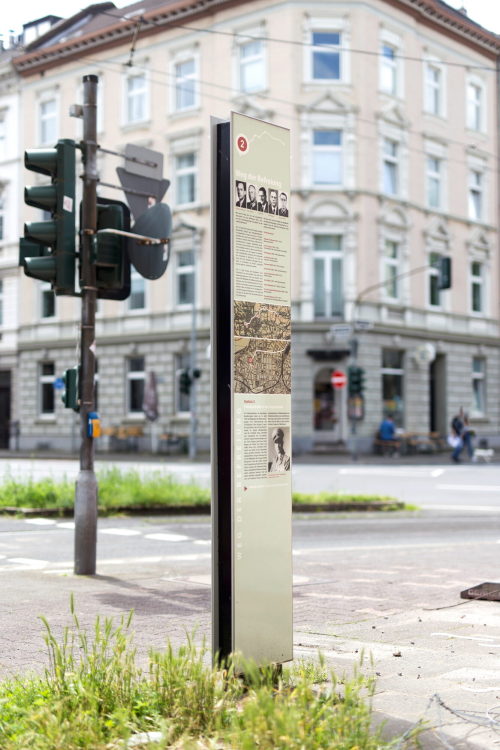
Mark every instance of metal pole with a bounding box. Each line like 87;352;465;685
189;229;197;460
74;74;98;575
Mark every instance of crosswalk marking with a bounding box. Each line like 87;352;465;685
144;532;189;542
100;528;142;536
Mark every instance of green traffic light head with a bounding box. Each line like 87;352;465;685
24;184;57;212
24;255;57;283
24;147;58;177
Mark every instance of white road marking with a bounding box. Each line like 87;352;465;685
427;504;499;512
144;533;190;542
100;528;142;536
339;468;435;477
432;633;497;643
24;518;56;526
3;557;49;570
305;592;386;602
437;484;500;493
57;522;75;529
431;469;444;477
193;539;211;546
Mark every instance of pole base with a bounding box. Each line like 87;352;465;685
74;469;98;575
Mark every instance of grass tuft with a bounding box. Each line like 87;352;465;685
0;604;414;749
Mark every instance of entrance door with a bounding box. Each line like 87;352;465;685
313;368;342;440
0;371;11;449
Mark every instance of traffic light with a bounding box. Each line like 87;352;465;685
93;197;131;300
61;366;80;411
20;139;76;295
438;256;452;290
180;369;192;395
348;365;365;396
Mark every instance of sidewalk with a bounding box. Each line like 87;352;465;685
1;533;499;749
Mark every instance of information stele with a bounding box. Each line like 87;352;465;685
212;112;292;666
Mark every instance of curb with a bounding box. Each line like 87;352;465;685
0;501;405;518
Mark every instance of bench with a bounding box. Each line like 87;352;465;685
373;436;400;456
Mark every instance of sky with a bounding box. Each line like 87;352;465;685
2;0;500;44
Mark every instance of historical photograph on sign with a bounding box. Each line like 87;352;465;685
234;301;291;340
235;180;247;208
234;337;291;394
268;425;291;473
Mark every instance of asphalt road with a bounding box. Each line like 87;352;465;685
1;457;499;511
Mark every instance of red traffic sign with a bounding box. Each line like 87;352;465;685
331;370;347;389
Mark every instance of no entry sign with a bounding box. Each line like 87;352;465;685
331;370;347;389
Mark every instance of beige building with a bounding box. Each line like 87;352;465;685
4;0;500;452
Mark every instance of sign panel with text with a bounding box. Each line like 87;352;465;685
212;112;292;665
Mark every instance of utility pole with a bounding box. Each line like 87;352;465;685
189;227;198;460
74;74;98;575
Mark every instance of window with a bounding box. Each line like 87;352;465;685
424;62;442;116
428;252;442;308
380;43;397;95
466;81;483;131
381;349;404;427
128;269;146;311
313;234;343;318
176;249;195;305
0;280;3;326
311;31;341;80
39;362;55;415
239;38;265;92
40;282;56;319
383;240;399;300
0;117;5;161
312;130;342;185
472;357;485;416
174;58;197;111
426;156;442;209
382;138;399;195
471;261;483;313
127;357;145;413
468;169;483;221
175;152;197;205
125;73;147;124
176;352;191;413
39;98;57;144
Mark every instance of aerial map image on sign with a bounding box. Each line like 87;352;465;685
233;301;291;339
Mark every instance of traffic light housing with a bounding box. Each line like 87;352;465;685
348;365;365;396
61;366;80;411
20;139;76;295
180;369;192;395
92;197;131;300
437;256;452;290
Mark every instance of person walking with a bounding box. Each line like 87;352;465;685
450;408;464;463
462;413;475;460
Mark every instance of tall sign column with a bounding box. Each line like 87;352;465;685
212;113;292;665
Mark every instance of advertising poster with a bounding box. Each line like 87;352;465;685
231;112;292;663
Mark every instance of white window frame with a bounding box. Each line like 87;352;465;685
426;155;442;210
126;356;145;415
305;17;350;84
468;167;484;222
423;58;445;117
128;268;147;312
471;357;485;417
174;151;197;207
311;129;343;186
40;282;56;320
466;76;486;133
171;50;199;113
38;96;58;145
382;239;400;301
428;251;443;309
379;28;403;99
176;248;195;308
382;137;399;196
236;31;266;93
470;260;484;314
39;361;55;416
123;70;149;126
312;234;343;319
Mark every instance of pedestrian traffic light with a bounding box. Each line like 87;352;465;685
438;256;452;290
348;365;365;396
61;366;80;411
20;139;76;295
93;197;131;300
180;369;192;395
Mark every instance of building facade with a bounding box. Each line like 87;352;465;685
4;0;500;453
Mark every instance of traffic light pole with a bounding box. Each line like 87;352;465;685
74;74;98;575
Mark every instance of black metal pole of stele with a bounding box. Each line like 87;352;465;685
74;75;98;575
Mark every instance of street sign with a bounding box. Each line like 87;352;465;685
53;377;64;390
331;370;347;389
354;319;374;331
330;324;352;339
128;203;172;279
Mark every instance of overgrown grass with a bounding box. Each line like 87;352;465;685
0;598;411;749
0;468;402;513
